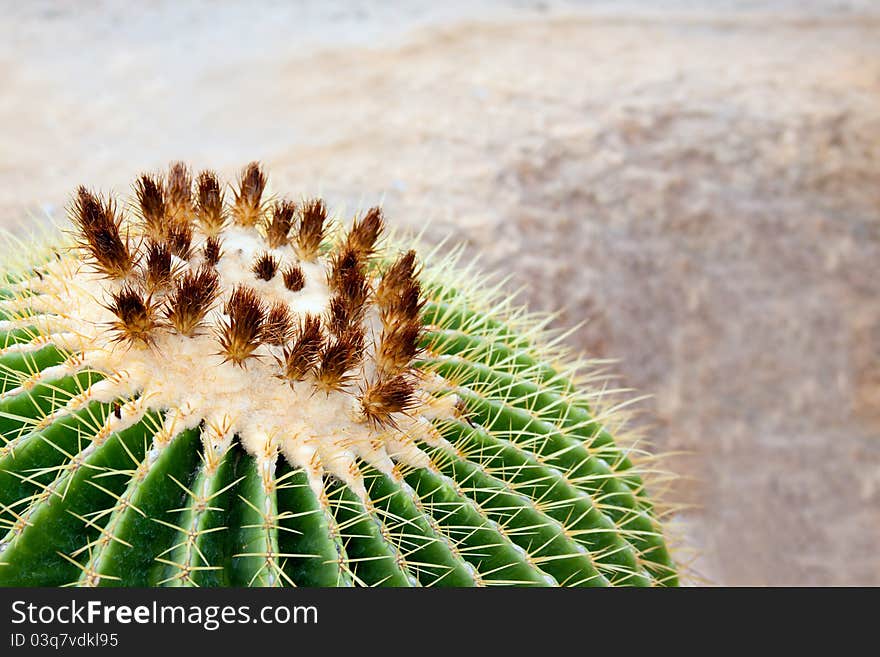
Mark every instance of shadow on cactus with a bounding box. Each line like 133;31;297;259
0;162;678;587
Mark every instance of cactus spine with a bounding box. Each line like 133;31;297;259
0;162;677;586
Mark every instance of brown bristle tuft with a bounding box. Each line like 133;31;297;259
380;279;424;327
328;246;363;292
346;206;384;258
263;301;294;346
276;314;323;384
282;264;305;292
315;326;365;393
71;186;135;280
134;174;167;241
266;200;296;249
328;247;370;327
296;198;327;260
232;161;267;227
376;250;419;307
196;170;226;236
202;236;223;266
216;285;266;366
166;221;193;260
326;295;353;336
360;374;417;428
376;320;423;376
341;266;370;311
252;252;279;281
165;161;194;224
165;265;220;337
106;285;160;346
143;241;174;291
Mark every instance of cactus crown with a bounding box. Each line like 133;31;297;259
13;162;440;498
0;162;677;587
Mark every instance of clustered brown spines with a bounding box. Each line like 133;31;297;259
361;249;425;423
276;314;323;384
143;241;174;291
216;285;266;366
106;285;160;346
379;282;424;328
73;161;431;426
263;301;294;346
296;198;327;260
327;247;360;292
375;251;425;377
359;374;417;429
376;250;419;307
134;174;167;241
376;322;423;377
166;222;193;260
329;247;370;305
133;166;194;255
164;266;220;337
326;295;354;337
325;245;370;337
202;236;223;267
165;162;194;225
71;186;135;280
338;260;370;311
328;258;370;335
346;206;384;259
232;161;267;227
377;251;424;320
252;252;279;281
196;170;226;237
282;264;305;292
266;200;296;249
315;326;365;393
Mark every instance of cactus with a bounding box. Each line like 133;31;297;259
0;162;677;587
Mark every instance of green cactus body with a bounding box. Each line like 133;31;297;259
0;162;677;587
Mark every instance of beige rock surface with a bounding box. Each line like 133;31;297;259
1;1;878;585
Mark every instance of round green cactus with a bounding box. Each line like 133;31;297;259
0;162;677;587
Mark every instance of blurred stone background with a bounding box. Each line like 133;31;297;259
1;0;878;585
